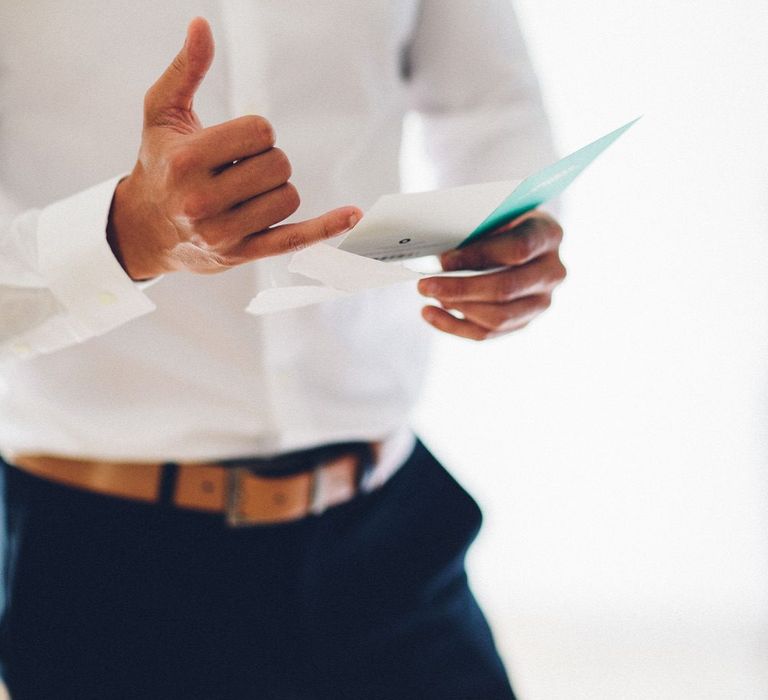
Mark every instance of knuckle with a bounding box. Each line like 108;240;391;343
512;233;535;262
179;192;210;221
272;148;292;181
142;88;155;116
543;257;567;287
248;115;276;147
166;148;196;180
549;220;565;244
280;183;301;215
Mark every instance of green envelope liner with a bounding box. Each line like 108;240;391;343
460;116;641;247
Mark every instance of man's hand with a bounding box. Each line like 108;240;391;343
107;17;361;281
417;211;566;340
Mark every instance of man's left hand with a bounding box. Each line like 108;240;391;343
417;211;566;340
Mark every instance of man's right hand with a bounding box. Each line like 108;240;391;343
107;17;361;281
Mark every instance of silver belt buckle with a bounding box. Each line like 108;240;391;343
224;444;375;527
224;463;338;526
225;466;253;527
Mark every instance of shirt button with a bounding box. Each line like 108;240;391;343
98;291;118;306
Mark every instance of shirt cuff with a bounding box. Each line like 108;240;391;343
36;175;156;338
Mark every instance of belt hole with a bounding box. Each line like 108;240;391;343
201;479;215;494
272;492;287;505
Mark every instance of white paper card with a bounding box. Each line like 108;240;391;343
289;243;421;290
337;180;518;261
246;243;422;316
245;285;351;315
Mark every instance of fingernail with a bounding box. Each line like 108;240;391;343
347;213;360;230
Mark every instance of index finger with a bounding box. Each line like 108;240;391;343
440;211;563;271
228;206;363;262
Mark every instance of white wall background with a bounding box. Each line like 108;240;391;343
408;2;768;698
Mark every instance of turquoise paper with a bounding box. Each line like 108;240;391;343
459;116;641;247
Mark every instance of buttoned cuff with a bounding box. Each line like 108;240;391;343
37;175;157;339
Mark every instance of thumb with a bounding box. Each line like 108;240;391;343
144;17;215;124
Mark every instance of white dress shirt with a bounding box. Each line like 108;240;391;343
0;0;554;461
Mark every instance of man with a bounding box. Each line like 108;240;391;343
0;2;565;698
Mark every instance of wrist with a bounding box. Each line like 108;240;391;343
106;174;163;281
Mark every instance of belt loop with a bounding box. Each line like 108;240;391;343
158;463;179;506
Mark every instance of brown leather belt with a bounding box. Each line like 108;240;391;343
7;442;382;527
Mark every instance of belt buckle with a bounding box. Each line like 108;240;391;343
224;463;330;526
225;466;254;527
224;444;376;526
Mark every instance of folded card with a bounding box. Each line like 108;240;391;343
338;117;640;261
247;117;640;316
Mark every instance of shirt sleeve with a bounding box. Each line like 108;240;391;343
0;175;157;363
403;0;558;188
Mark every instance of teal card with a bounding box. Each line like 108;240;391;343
459;116;641;247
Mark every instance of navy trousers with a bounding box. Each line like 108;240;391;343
0;440;516;699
